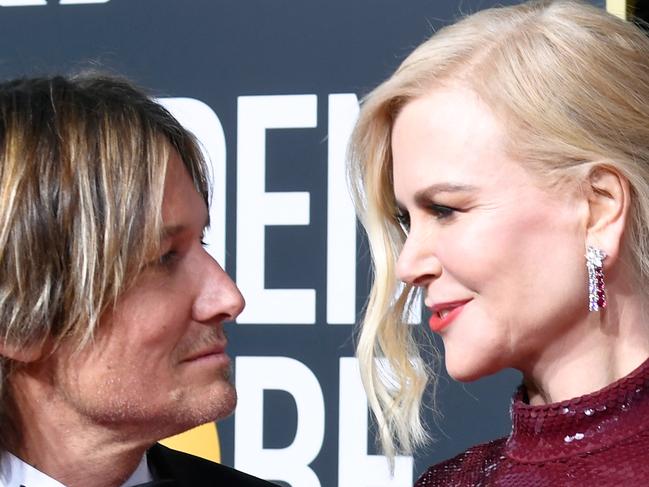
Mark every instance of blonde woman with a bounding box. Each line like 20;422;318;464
350;1;649;485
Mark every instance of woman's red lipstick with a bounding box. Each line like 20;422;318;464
428;300;471;332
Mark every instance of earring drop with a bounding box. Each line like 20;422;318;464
586;245;607;312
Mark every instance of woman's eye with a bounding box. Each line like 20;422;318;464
395;211;410;234
394;204;458;233
429;203;457;220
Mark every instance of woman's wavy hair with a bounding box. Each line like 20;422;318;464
0;74;208;446
349;0;649;460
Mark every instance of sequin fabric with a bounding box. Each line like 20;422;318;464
415;358;649;486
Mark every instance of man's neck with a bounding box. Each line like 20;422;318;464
9;371;152;487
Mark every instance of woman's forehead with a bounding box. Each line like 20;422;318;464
391;87;511;196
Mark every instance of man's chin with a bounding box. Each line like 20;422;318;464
194;379;236;418
211;381;237;421
152;384;237;443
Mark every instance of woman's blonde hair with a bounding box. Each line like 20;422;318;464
349;0;649;460
0;74;208;445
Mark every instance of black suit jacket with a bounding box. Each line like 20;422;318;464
147;444;277;486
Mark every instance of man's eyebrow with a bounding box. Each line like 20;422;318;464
414;183;477;205
161;216;210;239
161;225;186;239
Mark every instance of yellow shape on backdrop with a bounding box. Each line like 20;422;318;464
159;422;221;463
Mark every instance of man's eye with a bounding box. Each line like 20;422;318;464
159;250;178;266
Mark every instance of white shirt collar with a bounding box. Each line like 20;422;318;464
122;454;153;487
0;450;153;487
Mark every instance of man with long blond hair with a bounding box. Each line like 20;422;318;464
0;75;275;487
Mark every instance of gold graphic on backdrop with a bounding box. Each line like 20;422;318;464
159;422;221;463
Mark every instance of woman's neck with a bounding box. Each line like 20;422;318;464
523;291;649;406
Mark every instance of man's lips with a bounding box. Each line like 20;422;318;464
428;300;471;332
182;342;227;363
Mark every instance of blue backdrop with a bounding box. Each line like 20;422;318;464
0;1;606;485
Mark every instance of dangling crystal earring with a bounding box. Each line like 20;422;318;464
586;245;607;312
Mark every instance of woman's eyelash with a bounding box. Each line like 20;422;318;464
394;204;459;231
429;203;457;219
395;210;410;233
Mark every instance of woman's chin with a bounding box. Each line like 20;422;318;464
444;355;502;382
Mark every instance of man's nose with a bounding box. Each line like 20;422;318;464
193;256;245;324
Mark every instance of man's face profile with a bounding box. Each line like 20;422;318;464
34;150;245;443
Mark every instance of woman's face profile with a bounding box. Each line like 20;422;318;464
391;85;590;381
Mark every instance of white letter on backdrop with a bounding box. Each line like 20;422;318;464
235;356;324;486
327;94;359;324
236;95;316;324
339;357;413;486
0;0;46;5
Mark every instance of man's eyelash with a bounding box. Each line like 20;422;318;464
159;250;178;266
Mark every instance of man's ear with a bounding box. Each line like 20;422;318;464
0;339;44;363
584;165;630;266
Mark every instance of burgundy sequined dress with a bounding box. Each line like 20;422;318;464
415;358;649;486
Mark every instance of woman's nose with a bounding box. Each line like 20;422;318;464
396;228;441;287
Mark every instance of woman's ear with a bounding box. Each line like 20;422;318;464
584;165;630;266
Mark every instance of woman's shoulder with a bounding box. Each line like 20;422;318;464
415;437;508;487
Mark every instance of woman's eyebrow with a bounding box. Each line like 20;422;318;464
394;183;476;210
415;183;477;198
412;183;477;206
